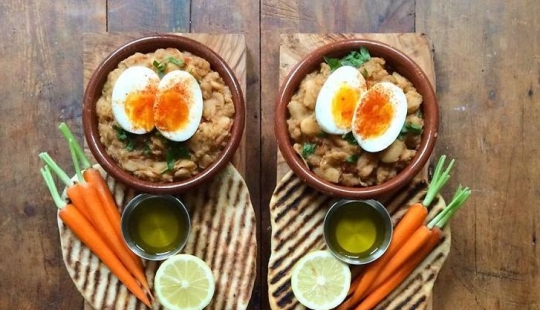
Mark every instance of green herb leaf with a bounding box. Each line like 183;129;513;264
167;57;184;67
317;131;329;138
342;132;358;145
359;47;371;62
113;125;136;151
346;154;359;163
324;56;341;72
164;142;191;172
400;122;423;136
361;68;369;78
153;60;166;78
302;143;316;158
325;47;372;72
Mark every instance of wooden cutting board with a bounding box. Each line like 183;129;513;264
65;33;256;310
268;33;448;310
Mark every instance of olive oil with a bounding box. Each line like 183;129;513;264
127;196;189;256
325;201;386;259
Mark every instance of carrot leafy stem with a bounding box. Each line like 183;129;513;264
39;152;73;187
68;138;85;184
40;166;66;209
423;155;455;207
59;122;91;169
428;185;471;229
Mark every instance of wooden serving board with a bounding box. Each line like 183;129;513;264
268;33;447;310
64;33;256;310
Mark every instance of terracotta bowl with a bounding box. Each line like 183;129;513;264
83;34;245;194
275;38;438;199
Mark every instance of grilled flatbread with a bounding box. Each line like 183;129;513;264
267;172;451;310
58;163;256;309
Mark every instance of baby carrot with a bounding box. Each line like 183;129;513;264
58;123;150;293
340;156;455;309
339;203;428;309
359;186;471;309
356;227;443;310
65;138;150;294
59;123;123;239
40;166;151;308
38;152;93;224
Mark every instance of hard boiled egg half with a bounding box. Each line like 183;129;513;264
315;66;367;134
111;66;159;134
111;66;203;142
154;70;203;142
351;82;407;152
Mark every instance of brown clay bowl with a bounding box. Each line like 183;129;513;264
83;34;245;194
275;38;438;199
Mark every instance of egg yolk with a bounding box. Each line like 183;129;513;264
123;87;156;131
354;88;394;139
154;84;190;132
331;83;360;129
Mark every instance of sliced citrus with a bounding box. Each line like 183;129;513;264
154;254;215;310
291;250;351;310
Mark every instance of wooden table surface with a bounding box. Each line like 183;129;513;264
1;1;539;309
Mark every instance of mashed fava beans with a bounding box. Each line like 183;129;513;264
287;57;424;187
96;48;235;182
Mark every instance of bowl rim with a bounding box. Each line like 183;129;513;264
83;34;245;194
275;38;439;198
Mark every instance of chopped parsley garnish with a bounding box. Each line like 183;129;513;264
324;47;371;72
346;154;359;163
164;142;191;172
113;125;136;151
401;123;423;135
342;132;358;146
302;143;316;158
167;56;184;67
153;57;185;78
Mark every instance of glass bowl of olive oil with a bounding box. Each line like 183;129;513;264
121;194;191;261
323;199;392;265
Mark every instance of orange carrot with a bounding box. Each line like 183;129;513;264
66;183;93;224
339;156;457;309
356;227;443;310
80;182;150;293
41;166;151;308
367;225;434;290
339;203;428;309
57;124;151;294
354;184;471;310
83;168;122;238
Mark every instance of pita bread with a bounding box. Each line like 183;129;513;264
58;163;257;309
267;172;451;310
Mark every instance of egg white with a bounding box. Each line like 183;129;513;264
352;82;407;152
154;70;203;142
111;66;160;134
315;66;367;135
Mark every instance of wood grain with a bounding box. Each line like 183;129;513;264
416;0;540;309
0;1;106;309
